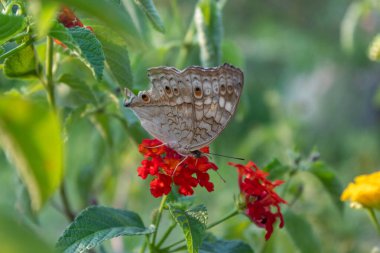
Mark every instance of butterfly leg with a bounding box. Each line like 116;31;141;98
143;143;168;149
171;156;189;178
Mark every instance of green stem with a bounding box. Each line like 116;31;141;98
162;209;239;251
157;222;177;248
175;21;195;68
160;240;184;252
168;245;187;252
45;36;55;109
139;235;149;253
152;195;168;245
10;31;29;41
207;209;239;229
0;39;33;61
367;208;380;235
60;183;76;222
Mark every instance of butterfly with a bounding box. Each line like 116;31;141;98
124;63;244;157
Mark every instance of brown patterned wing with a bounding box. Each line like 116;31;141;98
124;63;243;155
183;64;243;151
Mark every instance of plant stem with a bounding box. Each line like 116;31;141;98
45;36;56;109
161;209;239;251
367;208;380;235
152;195;168;245
139;235;149;253
207;209;239;229
0;39;33;61
157;222;177;248
60;183;76;221
175;21;195;68
168;245;187;252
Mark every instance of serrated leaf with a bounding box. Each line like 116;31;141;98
0;96;63;211
3;45;39;78
194;0;223;66
135;0;165;33
50;23;105;80
102;39;133;88
83;21;133;87
46;0;140;43
200;238;253;253
284;210;320;253
56;206;154;253
0;209;54;253
0;14;27;44
49;22;77;49
263;158;289;180
69;27;105;80
169;204;208;253
309;162;344;212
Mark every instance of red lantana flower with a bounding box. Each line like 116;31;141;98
228;161;287;240
137;139;218;198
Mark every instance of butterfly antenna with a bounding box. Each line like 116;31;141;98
215;169;226;183
207;152;245;161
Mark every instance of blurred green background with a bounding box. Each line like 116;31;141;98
0;0;380;252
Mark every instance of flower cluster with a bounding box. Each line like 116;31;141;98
137;139;218;197
228;161;286;240
341;170;380;210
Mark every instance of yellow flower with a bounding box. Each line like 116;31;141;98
341;171;380;210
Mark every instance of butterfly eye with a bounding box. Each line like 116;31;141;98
220;84;226;94
194;86;203;98
165;85;172;95
227;84;234;94
141;93;150;103
173;87;179;95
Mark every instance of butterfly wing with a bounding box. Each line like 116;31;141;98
125;64;243;155
183;64;244;151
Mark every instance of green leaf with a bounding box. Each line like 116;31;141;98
49;22;77;49
168;204;208;253
50;23;105;80
58;73;98;106
194;0;223;66
0;14;27;44
3;45;39;78
102;39;133;88
262;158;289;180
90;112;114;146
167;187;195;210
46;0;140;43
0;208;54;253
284;210;320;253
200;238;253;253
56;206;154;253
308;162;344;212
0;96;63;211
68;27;105;80
28;0;59;38
368;34;380;61
135;0;165;33
82;21;133;87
